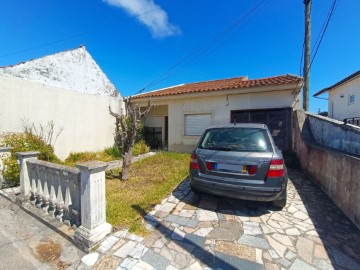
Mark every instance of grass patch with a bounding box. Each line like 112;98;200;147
105;152;189;235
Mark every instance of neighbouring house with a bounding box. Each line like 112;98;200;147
314;70;360;124
0;46;124;159
131;74;303;152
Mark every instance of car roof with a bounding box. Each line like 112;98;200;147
205;123;268;130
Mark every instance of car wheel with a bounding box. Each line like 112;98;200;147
190;184;201;195
272;191;287;209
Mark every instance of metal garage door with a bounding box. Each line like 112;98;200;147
230;108;291;150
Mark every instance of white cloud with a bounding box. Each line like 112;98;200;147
104;0;180;38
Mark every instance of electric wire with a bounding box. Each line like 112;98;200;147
135;0;268;95
0;8;161;58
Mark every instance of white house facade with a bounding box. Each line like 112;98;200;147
132;75;303;152
314;70;360;122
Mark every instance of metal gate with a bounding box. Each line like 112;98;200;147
231;108;291;150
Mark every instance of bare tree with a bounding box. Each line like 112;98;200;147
109;97;152;180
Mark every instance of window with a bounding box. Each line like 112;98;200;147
349;94;355;105
199;127;272;152
184;114;211;136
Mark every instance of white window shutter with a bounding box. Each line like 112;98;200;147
185;114;211;136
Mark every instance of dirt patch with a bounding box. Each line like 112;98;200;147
34;239;62;262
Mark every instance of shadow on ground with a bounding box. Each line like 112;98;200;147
288;168;360;269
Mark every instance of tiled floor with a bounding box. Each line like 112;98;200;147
79;168;360;270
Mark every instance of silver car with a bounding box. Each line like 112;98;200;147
189;123;287;208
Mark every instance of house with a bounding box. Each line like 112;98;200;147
131;74;303;152
0;46;123;159
313;70;360;123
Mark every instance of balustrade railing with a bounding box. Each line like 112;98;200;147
16;151;112;251
26;160;81;227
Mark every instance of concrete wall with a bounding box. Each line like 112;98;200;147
293;110;360;230
306;113;360;156
0;75;123;160
329;76;360;120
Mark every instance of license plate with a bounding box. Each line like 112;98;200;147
215;163;246;173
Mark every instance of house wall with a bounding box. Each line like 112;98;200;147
293;110;360;230
0;75;123;160
328;76;360;120
167;88;297;152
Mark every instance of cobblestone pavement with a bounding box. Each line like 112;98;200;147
79;168;360;270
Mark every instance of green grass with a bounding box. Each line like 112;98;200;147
105;152;189;235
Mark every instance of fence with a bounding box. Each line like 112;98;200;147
16;151;112;251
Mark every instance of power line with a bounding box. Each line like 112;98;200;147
310;0;337;68
135;0;269;95
303;0;337;80
0;8;161;59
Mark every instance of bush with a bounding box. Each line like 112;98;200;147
64;150;116;167
1;132;60;185
104;145;122;159
132;140;150;156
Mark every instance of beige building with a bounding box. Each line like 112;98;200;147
132;75;303;152
314;70;360;123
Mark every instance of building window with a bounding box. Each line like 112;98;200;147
349;94;355;105
184;113;211;136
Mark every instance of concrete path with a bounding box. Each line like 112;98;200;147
0;194;84;270
79;168;360;270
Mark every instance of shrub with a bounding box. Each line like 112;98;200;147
132;140;150;156
0;132;60;185
64;150;115;167
104;145;122;159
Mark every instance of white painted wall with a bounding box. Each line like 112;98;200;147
0;75;123;160
328;76;360;120
135;86;298;152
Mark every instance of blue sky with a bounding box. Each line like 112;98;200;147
1;0;359;113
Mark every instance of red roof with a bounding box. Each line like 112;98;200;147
133;74;303;99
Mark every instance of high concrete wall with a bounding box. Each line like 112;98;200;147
293;110;360;230
0;75;123;160
306;113;360;156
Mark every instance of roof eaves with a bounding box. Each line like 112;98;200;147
314;70;360;97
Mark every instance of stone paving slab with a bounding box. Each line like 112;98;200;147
77;168;360;269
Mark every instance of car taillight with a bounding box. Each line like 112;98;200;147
267;159;284;178
190;154;199;170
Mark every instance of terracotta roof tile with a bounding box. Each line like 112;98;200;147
133;74;303;99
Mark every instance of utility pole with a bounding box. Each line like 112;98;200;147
303;0;311;111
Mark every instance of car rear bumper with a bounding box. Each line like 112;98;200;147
189;175;287;202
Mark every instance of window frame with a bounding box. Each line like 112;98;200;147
349;94;355;105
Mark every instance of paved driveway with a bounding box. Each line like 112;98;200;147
80;168;360;270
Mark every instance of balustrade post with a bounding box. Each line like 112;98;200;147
16;151;39;200
74;161;111;251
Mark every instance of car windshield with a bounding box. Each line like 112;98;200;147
199;127;272;152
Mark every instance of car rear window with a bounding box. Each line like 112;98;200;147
199;127;273;152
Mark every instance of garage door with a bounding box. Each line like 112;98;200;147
230;108;291;150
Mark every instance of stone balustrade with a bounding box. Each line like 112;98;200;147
16;151;112;251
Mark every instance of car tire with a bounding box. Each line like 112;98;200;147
190;184;201;195
272;191;287;209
